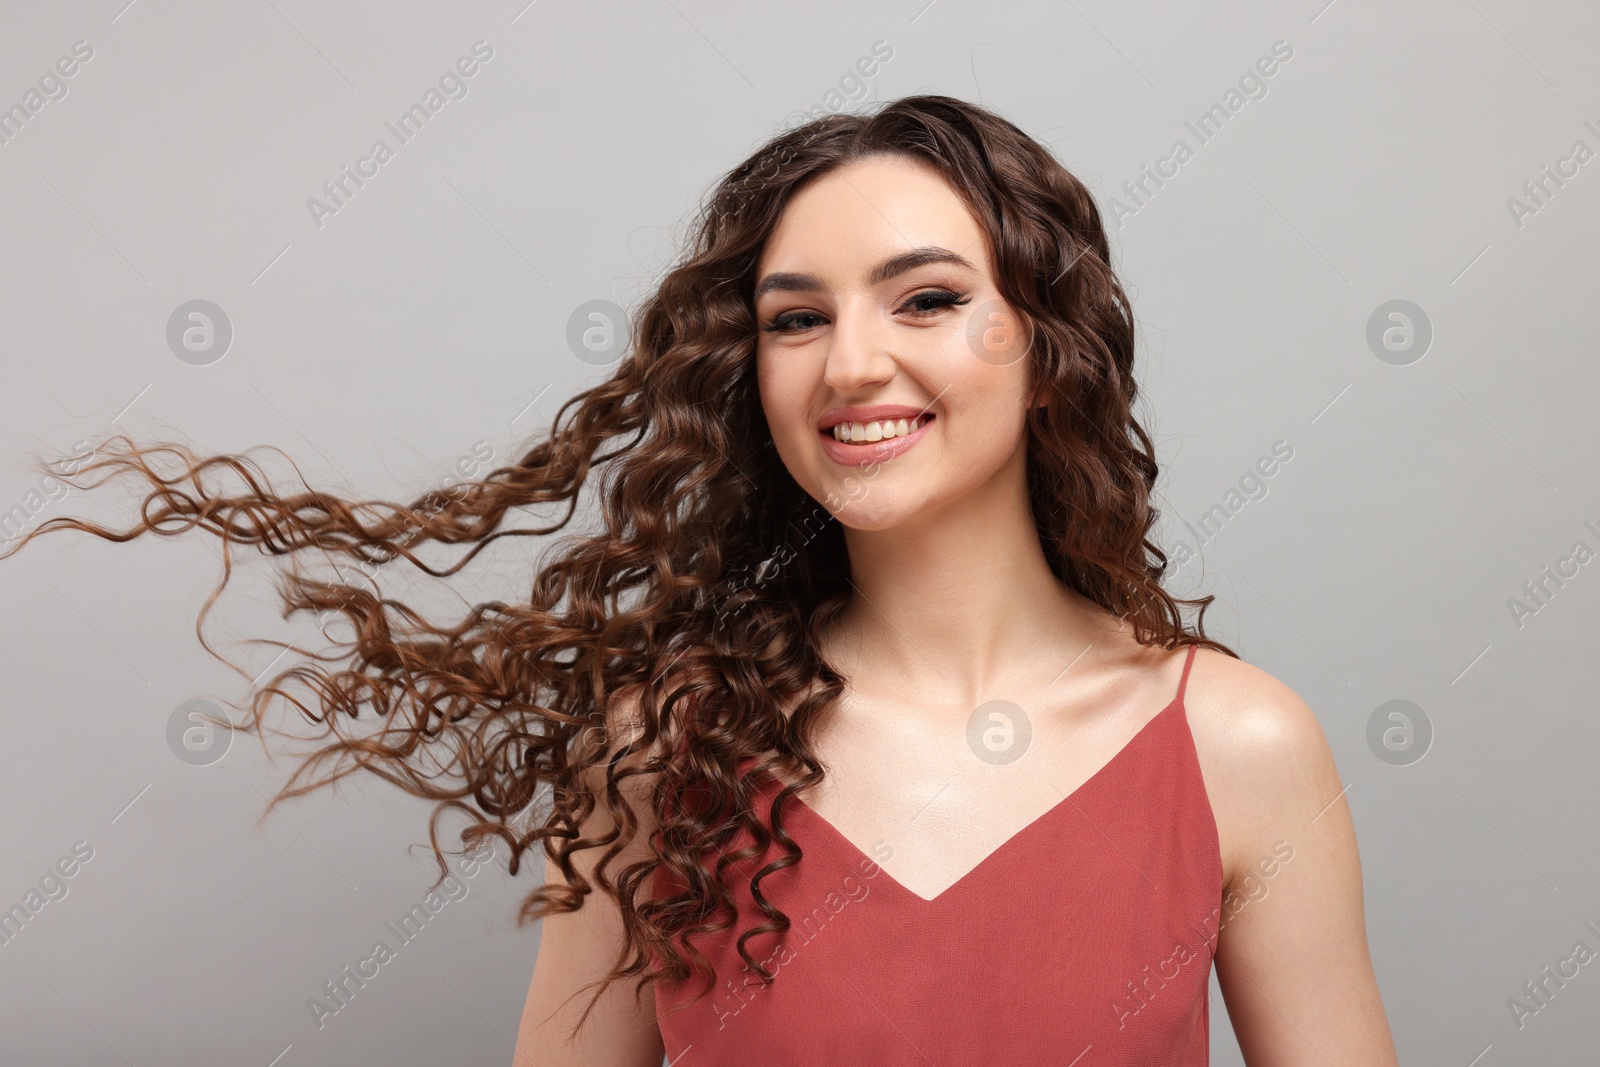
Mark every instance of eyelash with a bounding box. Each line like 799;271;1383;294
760;289;972;334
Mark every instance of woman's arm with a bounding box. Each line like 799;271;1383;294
1192;653;1400;1065
513;690;666;1067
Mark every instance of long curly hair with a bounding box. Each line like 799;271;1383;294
2;94;1233;1034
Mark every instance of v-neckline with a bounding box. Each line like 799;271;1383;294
776;695;1184;905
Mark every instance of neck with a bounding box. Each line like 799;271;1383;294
828;452;1115;706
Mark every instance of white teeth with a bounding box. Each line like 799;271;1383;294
830;415;929;442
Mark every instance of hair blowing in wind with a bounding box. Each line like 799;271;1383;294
2;95;1233;1031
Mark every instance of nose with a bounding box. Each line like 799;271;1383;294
822;297;896;393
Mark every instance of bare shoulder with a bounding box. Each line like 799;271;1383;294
1180;646;1331;770
1175;646;1397;1062
1179;646;1347;886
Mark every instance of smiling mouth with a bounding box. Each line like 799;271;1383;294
822;414;935;444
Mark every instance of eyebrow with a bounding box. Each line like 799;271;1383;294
752;246;978;300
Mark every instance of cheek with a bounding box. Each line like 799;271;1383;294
756;348;813;444
937;323;1033;417
945;396;1028;464
960;298;1033;370
935;364;1033;468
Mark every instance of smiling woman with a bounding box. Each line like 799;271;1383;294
1;95;1397;1066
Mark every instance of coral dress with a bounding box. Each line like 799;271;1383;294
651;643;1221;1065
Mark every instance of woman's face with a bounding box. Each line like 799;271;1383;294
753;153;1035;531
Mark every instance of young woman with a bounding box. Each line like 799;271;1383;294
8;96;1397;1064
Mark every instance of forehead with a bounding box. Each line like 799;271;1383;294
756;154;992;281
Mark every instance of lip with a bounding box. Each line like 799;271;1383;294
818;412;936;468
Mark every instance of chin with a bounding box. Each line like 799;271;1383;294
825;493;921;531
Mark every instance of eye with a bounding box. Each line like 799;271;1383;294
900;289;971;316
758;289;972;334
761;310;827;334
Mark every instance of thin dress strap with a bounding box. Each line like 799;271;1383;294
1176;642;1198;705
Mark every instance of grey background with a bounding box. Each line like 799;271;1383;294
1;0;1595;1064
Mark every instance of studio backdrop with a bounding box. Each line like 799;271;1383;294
0;1;1594;1064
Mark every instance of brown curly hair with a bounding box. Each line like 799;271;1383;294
1;94;1233;1034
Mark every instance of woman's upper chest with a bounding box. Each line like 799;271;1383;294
783;651;1244;902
